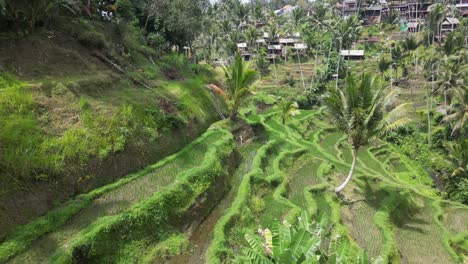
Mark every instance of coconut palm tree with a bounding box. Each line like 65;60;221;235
324;74;412;193
279;100;299;125
245;26;258;54
267;20;279;86
284;8;307;89
401;36;420;98
334;15;362;89
442;87;467;137
223;54;258;120
378;56;391;79
436;58;464;106
427;3;448;44
391;43;404;84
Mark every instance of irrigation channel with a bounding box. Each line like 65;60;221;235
1;109;467;263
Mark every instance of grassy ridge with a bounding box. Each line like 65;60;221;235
0;129;224;263
50;128;234;263
206;140;277;264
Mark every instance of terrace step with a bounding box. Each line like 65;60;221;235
4;130;228;263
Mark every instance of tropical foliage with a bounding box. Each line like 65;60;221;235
236;211;369;264
223;54;258;119
279;100;299;125
324;74;412;192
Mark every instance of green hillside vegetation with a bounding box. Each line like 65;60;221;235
0;0;225;238
0;0;467;263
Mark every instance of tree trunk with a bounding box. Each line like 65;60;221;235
427;82;432;147
230;101;240;120
335;39;342;89
335;147;359;193
297;51;305;90
326;39;333;73
273;56;278;87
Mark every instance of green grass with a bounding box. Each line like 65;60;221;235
320;130;344;158
284;154;322;207
442;206;468;234
206;140;277;264
341;201;384;261
4;129;225;263
49;129;235;263
6;61;468;264
394;199;454;264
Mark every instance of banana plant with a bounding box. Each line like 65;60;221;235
236;211;371;264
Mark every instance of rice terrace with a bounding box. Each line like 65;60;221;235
0;0;466;263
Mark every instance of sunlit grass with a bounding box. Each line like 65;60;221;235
394;200;454;264
9;131;223;263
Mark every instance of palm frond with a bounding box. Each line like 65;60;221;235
380;103;413;133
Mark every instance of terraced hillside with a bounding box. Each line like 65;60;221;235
2;106;466;263
0;91;466;264
203;108;467;264
0;127;237;263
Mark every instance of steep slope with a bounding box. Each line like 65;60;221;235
0;17;226;238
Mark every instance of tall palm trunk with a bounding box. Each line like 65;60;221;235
335;39;343;89
311;45;319;90
273;56;278;87
297;51;306;90
326;38;334;76
335;147;358;193
230;100;240;120
426;82;432;147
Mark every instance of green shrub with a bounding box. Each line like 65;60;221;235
78;31;108;50
249;196;265;213
115;0;136;21
0;74;59;178
142;234;189;263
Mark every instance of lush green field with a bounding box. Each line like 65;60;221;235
2;66;467;264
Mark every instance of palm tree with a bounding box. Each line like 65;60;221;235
284;8;307;89
223;54;258;120
267;21;279;87
378;56;391;79
279;100;299;125
442;87;467;137
333;15;362;89
401;36;419;98
391;43;404;84
324;74;412;193
436;58;463;106
427;3;448;44
444;138;468;203
245;26;258;54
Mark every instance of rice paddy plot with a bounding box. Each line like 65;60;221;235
394;200;454;264
263;144;281;177
386;156;410;173
442;206;468;234
259;193;290;228
166;145;259;264
320;130;344;160
292;109;318;121
340;144;354;164
341;201;384;260
358;146;388;176
284;154;322;207
9;131;223;264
